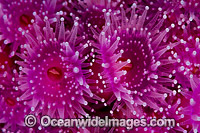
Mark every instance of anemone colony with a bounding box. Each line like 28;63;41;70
0;0;200;132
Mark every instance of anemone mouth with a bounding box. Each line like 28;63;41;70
192;66;200;76
5;97;16;106
19;14;33;28
47;66;63;82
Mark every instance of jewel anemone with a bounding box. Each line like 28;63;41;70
169;78;200;133
0;45;12;73
58;0;121;40
162;1;200;131
0;49;17;93
180;82;200;133
172;36;200;89
164;0;200;89
94;3;180;113
0;45;29;131
176;0;200;24
0;88;30;132
16;17;93;118
0;0;56;56
145;93;187;132
80;0;123;40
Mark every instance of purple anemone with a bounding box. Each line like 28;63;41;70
178;79;200;132
0;68;30;132
0;0;57;56
0;90;31;132
16;17;94;118
93;3;179;113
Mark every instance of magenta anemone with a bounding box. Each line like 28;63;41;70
0;50;30;131
166;2;200;90
80;0;123;40
58;0;121;40
158;7;200;130
0;0;57;56
16;17;94;118
175;0;200;25
0;53;17;94
163;0;200;41
146;92;188;132
177;79;200;132
94;3;180;113
0;46;12;72
172;37;200;89
0;88;31;132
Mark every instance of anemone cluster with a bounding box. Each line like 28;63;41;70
0;0;199;132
